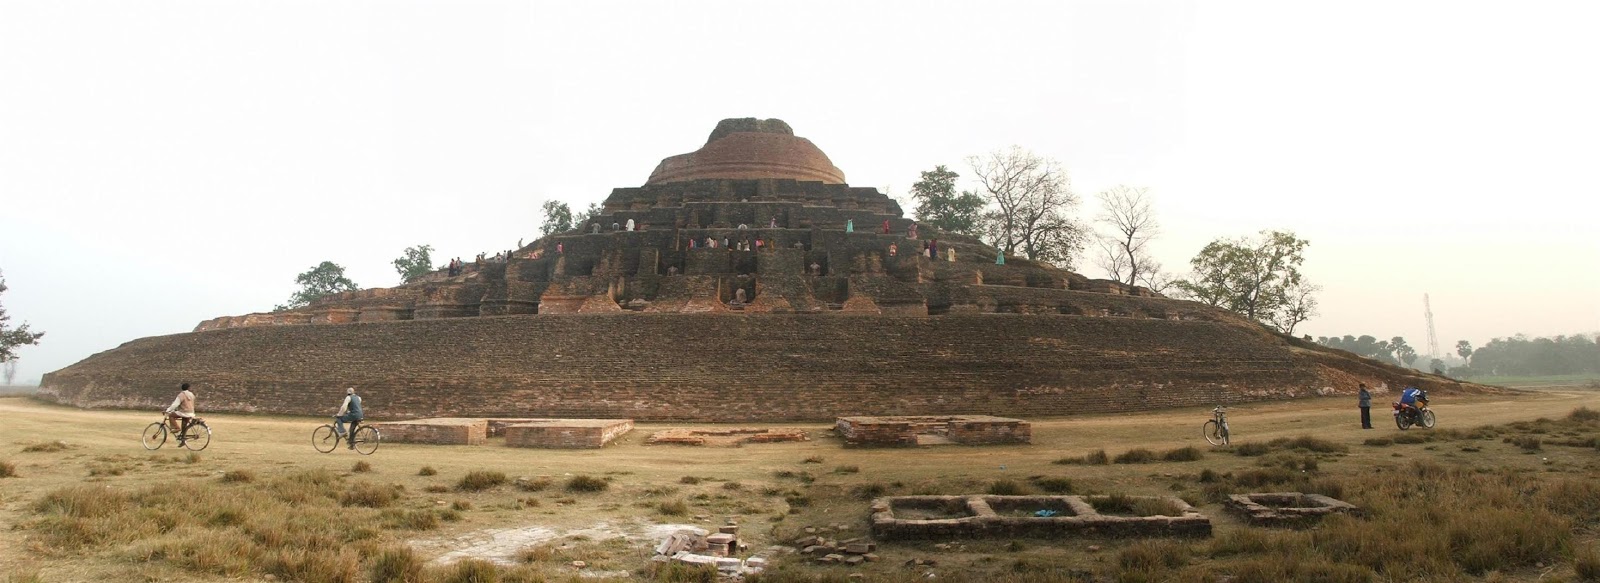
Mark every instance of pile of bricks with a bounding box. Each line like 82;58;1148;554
791;534;879;566
652;522;773;577
646;427;810;446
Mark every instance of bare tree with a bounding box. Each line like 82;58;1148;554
968;146;1086;268
1093;186;1160;287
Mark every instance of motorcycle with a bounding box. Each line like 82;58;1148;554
1393;400;1436;430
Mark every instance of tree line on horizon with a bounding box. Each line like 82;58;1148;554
1315;333;1600;379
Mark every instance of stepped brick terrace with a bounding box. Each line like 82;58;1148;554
38;118;1481;421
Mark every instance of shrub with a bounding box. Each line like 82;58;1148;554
515;477;552;492
1569;406;1600;423
1032;477;1074;494
679;476;702;485
433;558;500;583
1232;442;1272;456
418;466;438;476
352;461;373;473
457;470;508;492
0;460;17;478
1363;437;1394;447
657;499;689;516
21;441;68;453
221;469;255;483
987;480;1027;495
1577;544;1600;581
1197;469;1220;483
381;508;440;531
721;481;743;491
783;493;811;508
802;456;824;464
369;546;425;583
565;475;609;493
1391;433;1427;444
1510;435;1543;451
1161;446;1204;462
340;482;399;508
451;500;472;511
1118;540;1190;571
1275;435;1347;453
851;483;888;500
1114;448;1158;464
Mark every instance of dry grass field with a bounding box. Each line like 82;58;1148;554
2;387;1599;583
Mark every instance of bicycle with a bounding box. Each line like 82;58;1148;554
142;413;211;451
312;418;380;455
1202;405;1231;446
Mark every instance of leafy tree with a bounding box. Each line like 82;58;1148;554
392;244;435;283
1173;230;1318;334
1093;185;1162;288
1429;358;1446;373
539;200;575;236
909;165;985;235
1391;336;1418;367
275;261;359;311
1467;334;1599;376
0;270;45;363
1456;340;1473;364
575;202;603;232
968;146;1087;268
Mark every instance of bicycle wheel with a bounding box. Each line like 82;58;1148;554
1203;420;1225;445
312;425;339;453
353;426;380;455
141;422;168;450
1420;410;1436;429
181;422;211;451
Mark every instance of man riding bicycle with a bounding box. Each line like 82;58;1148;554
164;382;197;442
334;387;364;450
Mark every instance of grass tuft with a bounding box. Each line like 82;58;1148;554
457;470;508;492
1113;448;1158;464
657;499;689;516
221;469;255;483
417;466;437;476
368;546;425;583
340;481;399;508
22;440;69;453
565;475;609;493
1161;446;1204;461
0;460;17;478
986;480;1027;495
351;461;373;473
1569;406;1600;423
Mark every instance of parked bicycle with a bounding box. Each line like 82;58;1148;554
312;418;380;455
142;413;211;451
1203;405;1231;446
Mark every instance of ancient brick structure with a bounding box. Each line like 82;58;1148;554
647;428;810;446
502;419;633;449
370;418;487;445
38;118;1483;420
835;415;1031;447
1225;492;1363;527
870;495;1211;540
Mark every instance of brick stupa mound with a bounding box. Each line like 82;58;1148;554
39;118;1489;421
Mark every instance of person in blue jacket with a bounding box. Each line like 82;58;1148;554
335;387;365;449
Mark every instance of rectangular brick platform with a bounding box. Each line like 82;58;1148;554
369;418;488;445
836;415;1031;447
1225;492;1362;527
647;427;811;446
503;419;634;449
871;495;1211;540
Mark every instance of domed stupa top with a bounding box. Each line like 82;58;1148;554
645;118;846;185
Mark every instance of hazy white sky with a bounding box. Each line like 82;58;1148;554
3;1;1597;384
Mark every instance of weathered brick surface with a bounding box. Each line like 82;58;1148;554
370;418;487;445
503;419;633;449
39;312;1474;422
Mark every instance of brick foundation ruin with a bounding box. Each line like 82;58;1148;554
870;495;1211;539
836;415;1031;447
370;418;488;445
646;427;810;446
1225;492;1363;527
503;419;633;449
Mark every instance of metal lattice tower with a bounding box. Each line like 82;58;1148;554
1423;294;1440;359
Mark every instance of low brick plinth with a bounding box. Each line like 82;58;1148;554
503;419;633;449
484;418;543;438
871;495;1210;540
837;415;1031;447
647;427;811;446
369;418;487;445
1225;492;1362;527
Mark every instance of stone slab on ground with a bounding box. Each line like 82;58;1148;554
1225;492;1363;527
836;415;1031;447
503;419;634;449
370;418;488;445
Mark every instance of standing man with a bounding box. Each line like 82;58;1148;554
164;382;197;442
335;387;364;449
1358;383;1372;429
